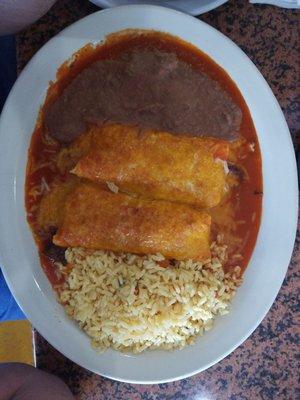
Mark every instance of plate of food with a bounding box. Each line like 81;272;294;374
0;5;297;383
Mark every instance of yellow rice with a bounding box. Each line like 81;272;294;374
58;242;242;353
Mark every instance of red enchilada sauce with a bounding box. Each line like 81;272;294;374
25;31;262;285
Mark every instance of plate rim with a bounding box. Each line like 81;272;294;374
88;0;229;16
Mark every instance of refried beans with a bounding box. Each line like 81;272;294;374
45;50;242;143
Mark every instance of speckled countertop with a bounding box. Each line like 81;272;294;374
16;0;299;399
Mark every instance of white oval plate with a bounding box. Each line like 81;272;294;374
0;5;297;384
89;0;228;16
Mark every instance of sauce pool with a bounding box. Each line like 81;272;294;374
25;30;262;282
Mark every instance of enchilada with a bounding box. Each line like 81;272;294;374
72;124;229;208
53;182;212;261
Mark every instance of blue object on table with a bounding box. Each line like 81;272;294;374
0;270;25;321
0;34;25;322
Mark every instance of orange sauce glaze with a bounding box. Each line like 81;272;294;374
25;31;262;283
